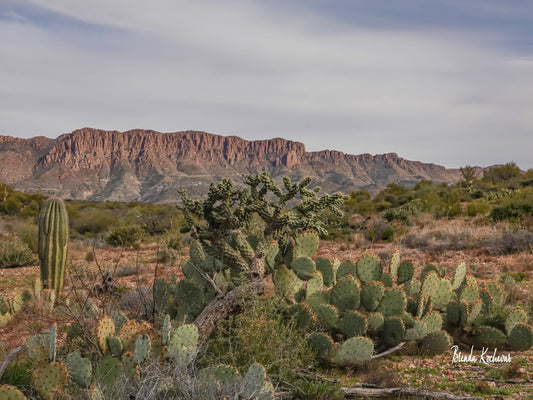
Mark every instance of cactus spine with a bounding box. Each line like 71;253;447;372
38;197;69;294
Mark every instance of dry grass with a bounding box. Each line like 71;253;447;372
401;217;533;255
401;218;505;253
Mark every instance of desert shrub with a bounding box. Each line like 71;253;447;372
374;183;414;208
114;265;139;277
203;297;315;382
0;237;36;268
0;358;34;390
0;197;22;215
383;208;410;225
19;199;41;217
85;249;95;262
345;190;376;215
466;199;491;217
401;220;491;252
121;286;152;314
364;218;395;242
483;231;533;254
446;202;462;218
483;162;521;184
490;198;533;222
106;224;143;247
158;246;180;264
15;221;38;253
71;207;120;236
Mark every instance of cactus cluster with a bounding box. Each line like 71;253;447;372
268;236;533;365
20;312;275;399
442;276;533;351
0;279;53;328
22;314;201;398
0;293;23;327
198;362;275;400
38;197;69;294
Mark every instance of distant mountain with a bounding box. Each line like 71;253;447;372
0;128;462;202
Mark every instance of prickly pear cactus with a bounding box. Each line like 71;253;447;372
330;276;361;315
419;330;452;355
307;332;336;360
167;323;199;365
505;308;528;335
95;356;122;386
32;361;69;400
134;335;151;365
294;230;320;259
96;316;115;354
356;253;382;284
243;362;267;398
507;323;533;351
332;336;374;365
66;350;92;388
107;336;124;357
48;323;57;361
337;310;368;338
161;314;171;346
360;281;385;312
0;385;28;400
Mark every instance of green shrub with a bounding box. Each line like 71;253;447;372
204;297;315;382
0;238;36;268
483;162;521;184
0;358;34;389
466;199;491;217
447;202;462;218
365;218;395;242
71;207;119;235
383;208;411;225
0;198;22;215
491;199;533;221
15;221;38;253
106;225;143;247
291;381;345;400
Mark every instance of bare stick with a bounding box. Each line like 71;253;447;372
0;345;26;380
371;342;406;359
274;387;481;400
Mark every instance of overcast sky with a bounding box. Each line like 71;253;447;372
1;1;532;169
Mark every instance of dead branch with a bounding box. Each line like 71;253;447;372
275;386;481;400
194;278;266;341
0;345;26;381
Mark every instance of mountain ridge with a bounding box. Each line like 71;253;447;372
0;128;462;202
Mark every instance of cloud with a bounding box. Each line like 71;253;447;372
0;0;532;168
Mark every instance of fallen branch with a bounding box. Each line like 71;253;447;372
0;345;26;381
194;278;266;341
275;387;481;400
371;342;406;359
341;387;481;399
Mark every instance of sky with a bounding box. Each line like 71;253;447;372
1;1;532;169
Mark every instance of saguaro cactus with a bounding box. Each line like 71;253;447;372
38;197;69;294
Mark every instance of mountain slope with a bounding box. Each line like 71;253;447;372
0;128;462;202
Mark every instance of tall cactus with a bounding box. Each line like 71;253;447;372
38;197;69;294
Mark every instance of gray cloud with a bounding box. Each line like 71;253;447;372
0;0;532;168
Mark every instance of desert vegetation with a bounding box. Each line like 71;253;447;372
0;165;532;399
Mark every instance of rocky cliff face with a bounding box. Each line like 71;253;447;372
0;128;462;202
